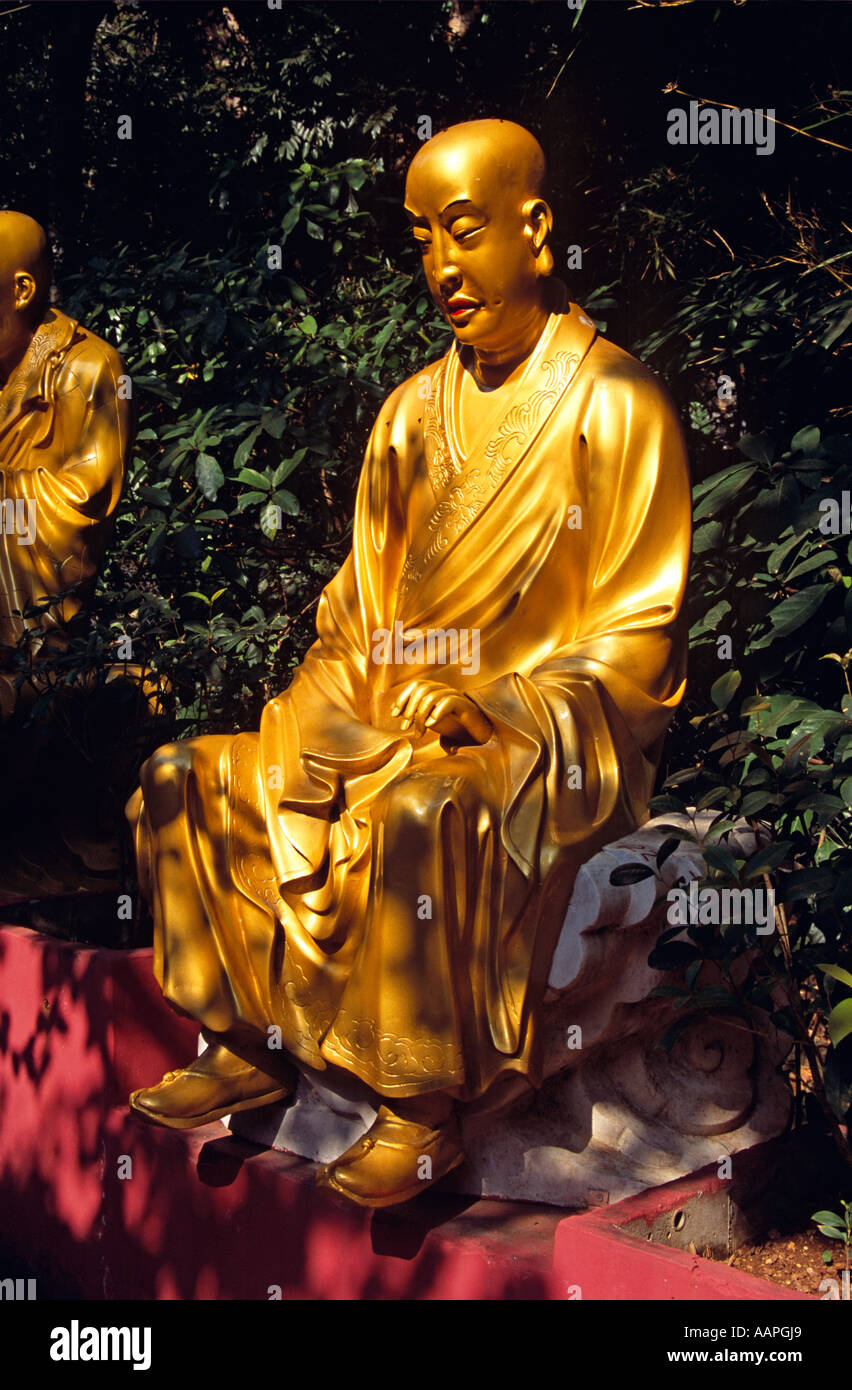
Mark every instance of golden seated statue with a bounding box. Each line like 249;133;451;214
127;119;691;1208
0;211;152;903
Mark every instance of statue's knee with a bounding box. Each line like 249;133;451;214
384;770;476;827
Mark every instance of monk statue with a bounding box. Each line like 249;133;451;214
0;211;152;906
0;211;132;717
127;119;691;1208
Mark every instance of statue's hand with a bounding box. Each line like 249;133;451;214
391;680;493;746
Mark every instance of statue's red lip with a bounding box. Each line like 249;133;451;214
447;298;480;316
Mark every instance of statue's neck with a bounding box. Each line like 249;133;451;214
465;298;553;392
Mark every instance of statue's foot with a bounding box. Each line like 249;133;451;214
315;1104;463;1208
129;1041;296;1130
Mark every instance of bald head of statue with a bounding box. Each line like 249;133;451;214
0;212;53;384
404;119;555;368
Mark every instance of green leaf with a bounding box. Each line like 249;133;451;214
663;767;700;788
648;794;688;816
237;468;271;491
609;863;656;886
260;502;282;540
738;433;773;465
791;425;820;454
786;550;836;581
767;534;801;574
768;585;833;638
271;489;299;515
195;453;224;501
693;464;757;520
656;836;681;868
234;426;262;470
280;203;301;236
649;940;700;970
743;841;792;880
818;963;852;990
711;670;741;710
815;1223;846;1241
345;164;368;190
703;844;740;879
273;449;307;486
261;411;288;440
828;997;852;1047
812;1209;843;1226
145;523;166;565
740;790;778;816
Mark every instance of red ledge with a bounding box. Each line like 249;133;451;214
557;1163;813;1301
0;923;811;1300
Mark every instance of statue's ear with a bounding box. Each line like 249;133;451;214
13;271;38;314
521;198;554;276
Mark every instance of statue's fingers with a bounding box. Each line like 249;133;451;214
421;694;456;735
430;711;468;742
457;704;493;744
400;683;440;731
392;679;427;720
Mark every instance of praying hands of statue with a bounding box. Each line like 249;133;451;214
390;678;493;746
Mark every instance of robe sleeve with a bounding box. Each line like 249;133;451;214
471;358;691;874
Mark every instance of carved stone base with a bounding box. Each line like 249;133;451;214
229;814;792;1208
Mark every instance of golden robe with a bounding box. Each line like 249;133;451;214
128;292;691;1103
0;307;130;668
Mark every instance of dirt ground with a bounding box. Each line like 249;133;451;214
710;1227;849;1298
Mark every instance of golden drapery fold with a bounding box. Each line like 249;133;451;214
128;295;691;1102
0;308;130;660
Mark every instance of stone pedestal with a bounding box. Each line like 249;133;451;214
229;813;792;1208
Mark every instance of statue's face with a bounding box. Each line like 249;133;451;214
0;215;48;375
0;255;37;369
404;137;549;355
0;266;21;362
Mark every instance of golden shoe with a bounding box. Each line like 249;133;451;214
316;1105;464;1208
129;1041;296;1129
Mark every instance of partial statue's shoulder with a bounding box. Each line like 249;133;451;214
368;354;447;437
583;333;677;412
66;322;125;377
48;311;125;391
398;354;446;390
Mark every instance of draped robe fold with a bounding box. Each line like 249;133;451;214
0;308;130;660
128;295;691;1102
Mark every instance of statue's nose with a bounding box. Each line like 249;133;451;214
431;228;462;290
435;261;462;297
